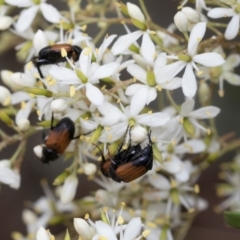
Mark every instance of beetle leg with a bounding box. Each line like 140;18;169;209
50;113;55;130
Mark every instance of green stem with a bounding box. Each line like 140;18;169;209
208;22;228;28
139;0;151;21
207;23;223;36
10;140;26;164
93;25;110;45
166;90;180;112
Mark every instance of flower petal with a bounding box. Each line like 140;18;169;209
153;52;167;75
111;31;142;55
127;2;145;22
188;22;206;56
182;63;197;98
79;48;91;77
15;6;38;32
40;3;61;23
0;16;13;30
123;217;142;240
140;32;155;64
225;15;240;40
129;86;149;117
223;72;240;85
162;77;182;90
193;53;225;67
91;62;119;81
125;83;146;96
156;61;186;84
94;221;118;240
146;87;157;104
49;66;80;84
36;227;50;240
33;30;49;55
189;106;221;119
180;98;195;116
148;173;170;190
175;139;206;154
224;54;240;70
207;8;235;19
86;83;104;106
137;112;170;127
127;64;146;84
60;175;78;204
97;35;117;62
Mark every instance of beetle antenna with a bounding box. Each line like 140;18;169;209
148;131;152;146
116;125;130;155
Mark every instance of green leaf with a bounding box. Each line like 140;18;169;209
224;211;240;228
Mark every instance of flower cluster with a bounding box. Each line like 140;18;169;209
0;0;240;239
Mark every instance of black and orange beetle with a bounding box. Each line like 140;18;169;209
97;128;153;183
33;43;82;78
34;115;77;163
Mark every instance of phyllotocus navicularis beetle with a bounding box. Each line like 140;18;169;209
33;43;82;78
97;127;153;183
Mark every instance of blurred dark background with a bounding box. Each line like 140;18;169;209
1;0;240;239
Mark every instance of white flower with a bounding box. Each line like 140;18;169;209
216;154;240;212
49;48;119;106
51;99;68;113
179;98;220;136
199;47;240;96
127;52;182;109
179;0;210;11
174;11;188;32
208;3;240;40
10;0;63;32
75;208;147;240
0;86;11;106
157;22;225;98
23;182;77;233
60;175;78;204
0;160;20;189
127;2;145;22
99;100;170;143
74;218;95;240
36;227;50;240
0;6;13;30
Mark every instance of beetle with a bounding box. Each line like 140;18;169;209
33;44;82;78
97;127;153;183
34;115;77;163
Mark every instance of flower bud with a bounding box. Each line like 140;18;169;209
83;163;97;176
33;30;48;55
36;227;50;240
16;118;30;132
174;11;188;32
74;218;93;240
60;175;78;204
51;99;68;113
95;189;111;205
1;70;14;89
131;125;147;144
33;145;43;158
53;170;70;186
0;86;11;106
181;7;200;24
11;72;36;87
22;209;37;225
198;81;211;106
0;16;13;30
127;2;145;22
